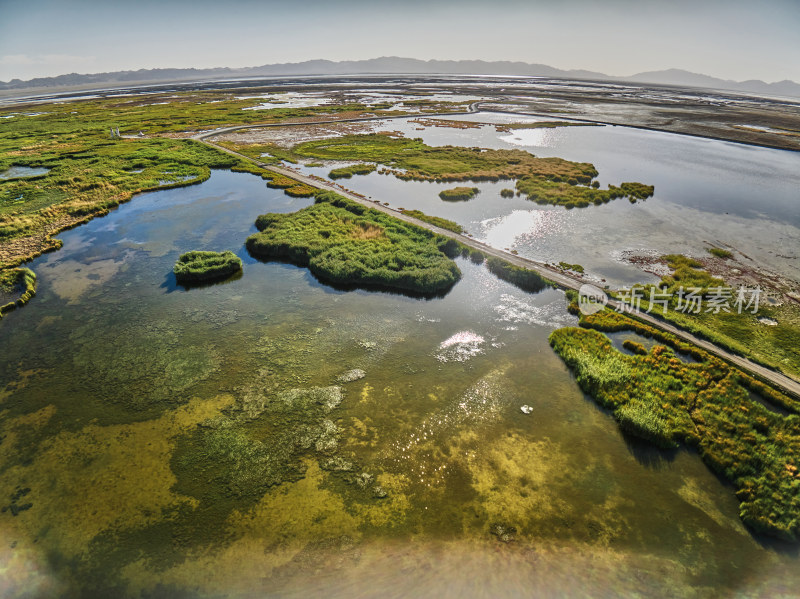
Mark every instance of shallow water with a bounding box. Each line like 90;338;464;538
0;169;798;598
0;166;50;180
293;112;800;286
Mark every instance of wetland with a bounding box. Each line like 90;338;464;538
0;79;799;598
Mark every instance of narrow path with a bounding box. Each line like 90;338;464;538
196;121;800;401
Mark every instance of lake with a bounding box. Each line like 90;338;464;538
290;111;800;287
0;131;798;597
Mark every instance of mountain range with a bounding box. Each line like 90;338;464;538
2;57;799;99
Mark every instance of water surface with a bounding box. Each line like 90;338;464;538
0;169;797;598
292;112;800;287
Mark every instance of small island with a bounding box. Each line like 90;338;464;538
439;186;480;201
173;250;243;284
0;267;36;317
328;163;377;179
246;191;461;295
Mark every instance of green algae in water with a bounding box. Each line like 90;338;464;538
71;319;220;413
2;169;799;598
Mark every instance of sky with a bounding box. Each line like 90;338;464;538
1;0;798;83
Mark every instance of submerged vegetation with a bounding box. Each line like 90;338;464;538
439;186;480;201
291;133;653;208
175;383;351;501
550;301;800;540
0;266;36;317
173;250;243;285
246;191;461;295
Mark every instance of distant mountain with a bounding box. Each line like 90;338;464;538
623;68;800;98
1;58;799;99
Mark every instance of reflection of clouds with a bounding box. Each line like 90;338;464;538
45;254;133;304
499;128;565;148
239;92;329;110
435;330;486;363
479;209;564;248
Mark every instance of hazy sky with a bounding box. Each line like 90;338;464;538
1;0;798;82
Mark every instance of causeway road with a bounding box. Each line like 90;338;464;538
195;122;800;402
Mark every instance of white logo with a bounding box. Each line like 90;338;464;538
578;284;608;315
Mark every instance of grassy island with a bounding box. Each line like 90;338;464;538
290;134;653;208
549;300;800;540
173;250;242;284
328;163;377;179
439;186;480;201
0;266;36;316
246;191;461;295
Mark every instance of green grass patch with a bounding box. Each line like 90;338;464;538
173;250;242;285
329;163;377;179
439;186;479;201
246;191;461;295
557;261;584;274
708;247;734;259
550;304;800;540
401;210;463;234
500;188;515;198
0;267;36;316
290;133;652;209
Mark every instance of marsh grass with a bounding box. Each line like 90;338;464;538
439;187;479;201
173;251;242;285
708;247;734;259
291;133;652;209
0;267;36;316
329;163;377;179
550;303;800;540
400;210;463;234
615;254;800;379
557;261;584;274
246;191;461;295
